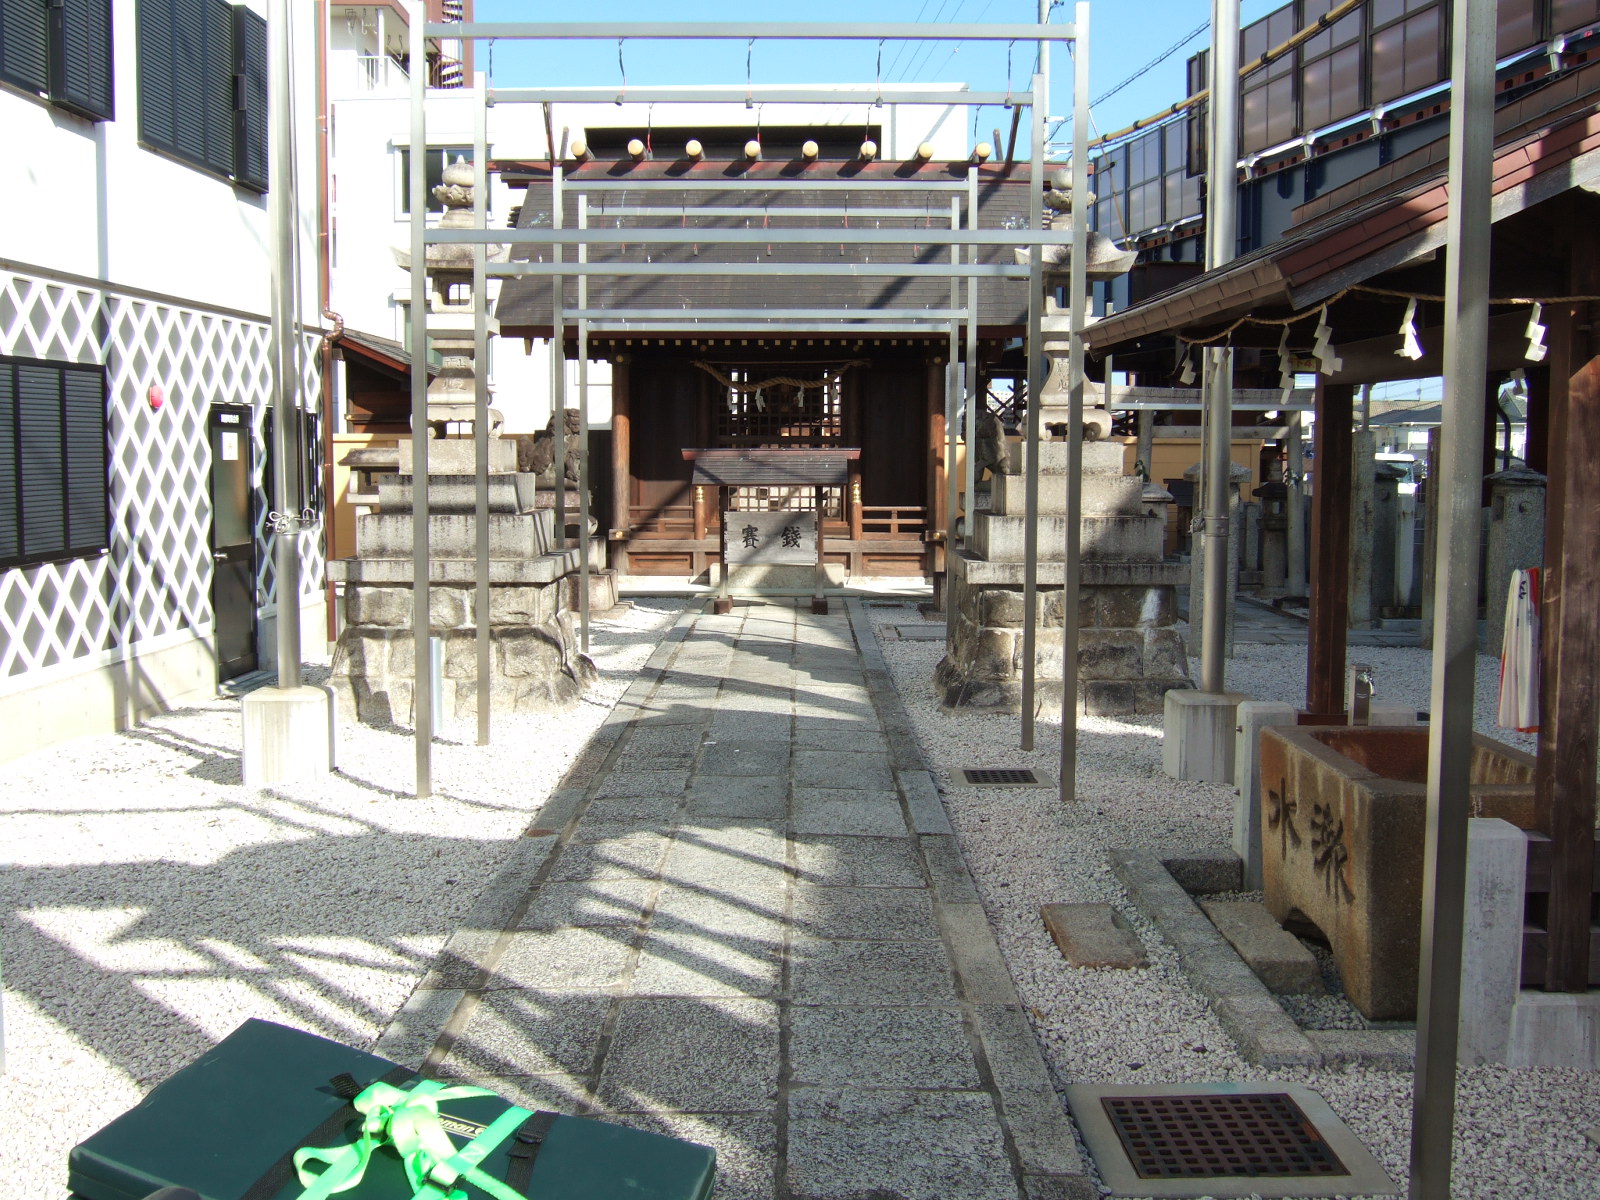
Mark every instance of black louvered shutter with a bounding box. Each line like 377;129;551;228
0;366;18;564
201;0;233;174
170;0;207;164
16;364;66;560
0;0;50;94
62;368;107;552
232;2;266;190
50;0;114;121
137;0;177;153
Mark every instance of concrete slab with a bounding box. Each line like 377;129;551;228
516;880;657;931
791;835;924;888
490;927;635;991
433;990;611;1077
790;937;959;1005
596;997;780;1112
793;749;895;790
698;739;791;776
791;885;939;941
792;788;908;836
786;1089;1018;1200
1040;903;1149;969
630;927;782;999
546;833;672;883
683;774;788;819
788;1005;981;1088
607;1112;777;1200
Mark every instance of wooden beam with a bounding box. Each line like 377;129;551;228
1306;380;1353;718
1535;339;1600;992
610;362;631;575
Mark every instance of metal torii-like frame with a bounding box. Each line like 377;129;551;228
405;8;1090;806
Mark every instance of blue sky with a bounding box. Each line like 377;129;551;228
472;1;1282;153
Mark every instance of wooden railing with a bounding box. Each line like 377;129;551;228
859;506;928;538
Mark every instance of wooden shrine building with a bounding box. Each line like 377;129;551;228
492;155;1041;580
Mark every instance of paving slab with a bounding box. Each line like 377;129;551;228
788;1005;982;1088
390;598;1085;1200
791;834;925;888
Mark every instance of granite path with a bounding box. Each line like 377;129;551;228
375;597;1092;1200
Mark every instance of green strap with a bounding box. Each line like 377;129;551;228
293;1079;532;1200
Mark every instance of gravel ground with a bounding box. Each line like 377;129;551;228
0;599;686;1200
870;609;1600;1200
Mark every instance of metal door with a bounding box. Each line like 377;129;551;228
209;407;258;680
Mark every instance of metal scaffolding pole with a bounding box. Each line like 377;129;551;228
1200;0;1239;693
407;2;432;797
945;195;961;631
964;165;980;547
473;72;491;746
267;0;301;693
1059;2;1089;803
1410;0;1496;1193
1019;68;1047;751
550;165;567;550
577;194;592;654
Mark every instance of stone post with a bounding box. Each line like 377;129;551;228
1347;427;1377;628
1370;461;1406;618
1483;464;1547;656
1420;427;1441;641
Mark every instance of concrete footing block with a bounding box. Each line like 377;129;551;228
241;684;335;788
1508;991;1600;1069
1163;689;1251;783
1199;900;1322;995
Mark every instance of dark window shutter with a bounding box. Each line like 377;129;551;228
170;0;208;163
0;366;18;563
137;0;178;152
232;3;266;190
202;0;233;174
62;368;107;551
0;0;50;95
49;0;114;121
16;364;66;559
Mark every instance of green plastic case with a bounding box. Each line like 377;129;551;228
68;1018;716;1200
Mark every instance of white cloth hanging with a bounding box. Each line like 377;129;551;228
1497;567;1541;733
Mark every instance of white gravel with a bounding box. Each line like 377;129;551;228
0;599;685;1200
870;609;1600;1200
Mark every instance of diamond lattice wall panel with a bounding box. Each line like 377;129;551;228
0;268;326;687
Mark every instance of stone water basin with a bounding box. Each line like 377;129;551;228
1258;725;1536;1021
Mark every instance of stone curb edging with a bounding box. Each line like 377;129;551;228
1109;846;1416;1071
846;599;1096;1200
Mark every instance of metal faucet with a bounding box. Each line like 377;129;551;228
1347;663;1374;725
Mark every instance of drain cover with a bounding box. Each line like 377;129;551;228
1065;1083;1397;1198
959;767;1048;787
1102;1092;1344;1179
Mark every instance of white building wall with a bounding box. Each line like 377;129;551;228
0;0;324;762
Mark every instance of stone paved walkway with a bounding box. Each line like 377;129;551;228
376;598;1088;1200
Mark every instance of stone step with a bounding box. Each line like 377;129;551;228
1199;899;1325;995
989;471;1145;518
355;509;558;559
379;472;541;514
969;512;1164;563
329;549;582;585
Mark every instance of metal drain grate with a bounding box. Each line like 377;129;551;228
1102;1093;1347;1180
959;767;1047;787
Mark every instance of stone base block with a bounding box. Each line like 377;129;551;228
398;438;518;475
242;684;335;788
1163;689;1251;783
1041;903;1148;969
1507;991;1600;1068
565;568;618;615
1234;700;1298;889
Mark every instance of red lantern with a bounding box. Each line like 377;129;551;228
147;384;164;411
